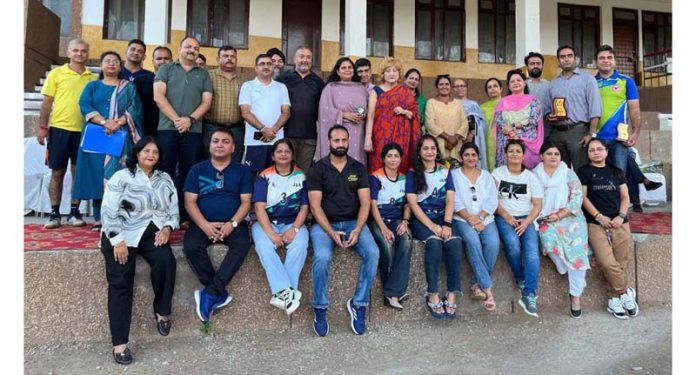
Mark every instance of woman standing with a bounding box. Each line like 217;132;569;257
579;139;638;320
75;51;143;231
451;143;500;311
403;68;427;136
251;139;309;315
100;137;178;365
425;75;468;167
492;140;543;318
481;78;503;171
367;143;413;310
533;142;590;318
364;58;420;173
452;78;489;169
406;135;463;319
316;57;369;164
492;69;544;169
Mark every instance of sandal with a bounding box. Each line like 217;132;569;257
469;284;486;301
91;222;102;232
112;347;133;365
443;296;457;319
425;296;446;320
483;296;496;311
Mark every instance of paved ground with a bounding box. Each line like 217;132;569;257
25;304;671;375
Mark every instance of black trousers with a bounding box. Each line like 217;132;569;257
183;221;250;297
101;222;177;346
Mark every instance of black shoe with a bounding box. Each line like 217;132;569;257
113;347;133;365
155;313;171;336
645;181;663;191
569;294;581;319
632;203;643;213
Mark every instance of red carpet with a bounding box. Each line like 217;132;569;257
627;211;672;235
24;224;185;251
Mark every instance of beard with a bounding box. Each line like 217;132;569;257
329;146;348;157
528;68;542;78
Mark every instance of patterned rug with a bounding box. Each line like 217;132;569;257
24;224;185;251
627;211;672;235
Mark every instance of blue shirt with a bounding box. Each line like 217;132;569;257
405;164;454;220
546;67;603;125
252;165;308;224
595;70;639;140
369;168;407;221
184;160;253;222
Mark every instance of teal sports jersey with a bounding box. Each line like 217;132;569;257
405;164;454;220
252;165;308;224
369;168;407;221
595;70;639;140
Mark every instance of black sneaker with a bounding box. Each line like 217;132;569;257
632;203;643;213
645;181;663;191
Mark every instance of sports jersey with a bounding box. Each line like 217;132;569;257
405;164;454;220
252;165;308;224
595;70;639;140
369;168;407;221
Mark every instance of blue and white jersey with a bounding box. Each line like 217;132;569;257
406;164;454;220
252;165;308;224
369;168;407;221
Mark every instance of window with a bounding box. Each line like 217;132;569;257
42;0;73;37
104;0;144;40
478;0;515;64
642;11;671;55
557;3;600;68
187;0;249;48
415;0;465;61
367;0;393;57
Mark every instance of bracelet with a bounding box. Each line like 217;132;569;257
187;115;196;123
442;221;452;228
594;212;603;219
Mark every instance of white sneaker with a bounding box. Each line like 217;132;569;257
270;292;285;310
280;288;301;315
620;287;639;317
607;297;629;320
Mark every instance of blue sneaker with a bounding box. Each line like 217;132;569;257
313;308;329;337
347;298;366;335
212;290;233;314
194;289;215;322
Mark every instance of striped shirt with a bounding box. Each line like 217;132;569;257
205;68;242;124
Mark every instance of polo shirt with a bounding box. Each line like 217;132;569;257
306;156;370;222
205;68;242;124
405;164;454;220
595;70;639;140
252;164;308;224
154;60;213;133
546;67;602;125
369;168;407;220
278;70;324;139
239;77;291;146
183;159;253;222
40;64;96;132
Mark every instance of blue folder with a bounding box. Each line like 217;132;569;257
80;123;127;157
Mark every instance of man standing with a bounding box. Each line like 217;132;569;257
546;45;602;171
239;54;291;174
203;45;244;161
524;52;551;141
183;128;252;323
37;38;95;228
306;125;379;336
122;39;158;136
266;48;286;79
277;46;324;172
152;46;173;72
154;36;213;226
355;58;374;93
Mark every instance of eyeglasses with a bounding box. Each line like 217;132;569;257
103;59;121;65
470;186;477;202
216;172;224;189
588;147;606;153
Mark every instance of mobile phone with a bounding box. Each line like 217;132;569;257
253;131;263;140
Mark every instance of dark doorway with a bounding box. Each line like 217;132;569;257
282;0;322;70
612;8;639;79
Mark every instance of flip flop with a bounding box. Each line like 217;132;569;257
483;296;496;311
425;296;445;319
470;285;486;300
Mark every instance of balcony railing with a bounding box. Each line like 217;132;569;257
641;49;672;87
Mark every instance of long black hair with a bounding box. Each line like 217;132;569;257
326;57;360;83
586;138;625;179
98;51;124;80
126;136;163;175
414;134;441;194
404;68;422;96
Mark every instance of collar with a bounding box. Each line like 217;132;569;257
595;69;620;80
135;164;160;178
253;77;276;87
319;155;357;168
61;63;93;77
173;60;202;70
213;67;238;80
558;67;584;78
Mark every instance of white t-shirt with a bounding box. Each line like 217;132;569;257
492;166;543;217
239;78;291;146
451;168;498;226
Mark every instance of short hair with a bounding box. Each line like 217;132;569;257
435;74;451;88
197;54;207;63
556;45;577;58
328;124;349;140
355;58;372;69
506;69;529;95
179;36;199;47
255;53;271;65
211;126;235;142
127;39;146;52
127;137;164;175
294;45;312;55
377;57;403;84
271;138;295;155
505;139;526;154
218;45;237;56
539;141;562;156
67;38;89;50
484;77;503;97
381;142;403;160
266;47;286;62
594;44;615;60
459;142;480;159
98;51;123;80
153;46;172;57
524;52;544;65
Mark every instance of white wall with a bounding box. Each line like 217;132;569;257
322;0;340;42
249;0;282;38
82;0;103;25
394;0;415;47
171;0;187;30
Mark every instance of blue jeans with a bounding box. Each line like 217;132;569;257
605;139;629;173
310;220;379;308
366;218;413;297
452;220;500;290
251;222;309;294
410;217;463;294
495;215;540;296
158;130;203;221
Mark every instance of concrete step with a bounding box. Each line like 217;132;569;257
24;233;670;346
34;85;42;92
24;100;41;110
25;92;43;101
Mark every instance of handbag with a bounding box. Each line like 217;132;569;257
80;123;127;157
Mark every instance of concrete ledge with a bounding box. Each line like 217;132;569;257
25;234;670;345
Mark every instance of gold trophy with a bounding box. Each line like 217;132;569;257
616;123;630;142
548;97;568;122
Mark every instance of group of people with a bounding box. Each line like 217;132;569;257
38;36;657;365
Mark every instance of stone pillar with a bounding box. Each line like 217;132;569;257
345;0;367;57
515;0;541;67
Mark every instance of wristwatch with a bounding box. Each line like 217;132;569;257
293;226;300;234
618;212;627;220
230;219;238;228
99;119;106;125
589;132;597;138
187;115;197;123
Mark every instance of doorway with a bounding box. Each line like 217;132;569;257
282;0;322;70
612;8;639;78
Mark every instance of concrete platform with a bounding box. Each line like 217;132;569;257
25;230;671;346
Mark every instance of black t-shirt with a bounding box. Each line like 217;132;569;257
578;164;628;225
134;73;159;137
306;156;369;222
277;70;324;139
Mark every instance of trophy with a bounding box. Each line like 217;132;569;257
547;97;568;122
616;123;629;142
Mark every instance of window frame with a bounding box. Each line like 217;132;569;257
102;0;146;41
641;10;672;55
366;0;394;57
415;0;466;62
557;3;600;68
185;0;249;49
477;0;516;65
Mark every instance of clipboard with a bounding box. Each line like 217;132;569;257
80;123;127;157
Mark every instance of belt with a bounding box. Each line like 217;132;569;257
206;121;245;128
553;122;586;132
